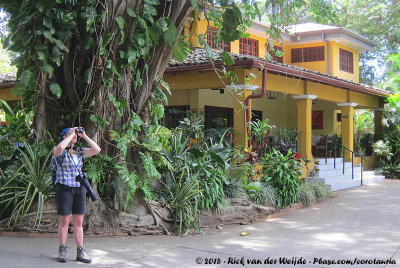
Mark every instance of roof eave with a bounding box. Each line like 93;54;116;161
166;60;389;98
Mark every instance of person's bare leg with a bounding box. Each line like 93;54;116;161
57;215;70;262
58;215;71;245
73;214;92;263
72;214;84;247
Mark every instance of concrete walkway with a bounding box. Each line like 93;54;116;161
1;179;400;268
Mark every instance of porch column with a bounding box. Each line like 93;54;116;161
189;89;204;113
233;89;253;148
337;103;358;161
292;95;316;162
374;108;384;141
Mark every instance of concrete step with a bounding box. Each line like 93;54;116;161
315;157;345;164
318;161;353;171
317;165;362;177
313;172;386;192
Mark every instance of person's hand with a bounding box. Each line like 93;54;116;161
67;127;77;138
76;127;86;138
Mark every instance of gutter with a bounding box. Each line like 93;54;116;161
245;69;267;148
0;82;17;90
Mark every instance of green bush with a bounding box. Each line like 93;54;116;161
262;149;303;208
0;142;54;229
296;180;333;206
296;183;315;205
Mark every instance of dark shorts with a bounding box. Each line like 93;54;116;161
55;183;87;215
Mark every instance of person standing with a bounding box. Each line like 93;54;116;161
53;127;101;263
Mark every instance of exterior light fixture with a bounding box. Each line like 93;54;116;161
312;98;317;104
267;91;278;99
211;88;225;94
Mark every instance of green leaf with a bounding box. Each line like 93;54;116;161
49;83;62;98
43;16;52;29
147;125;171;140
36;0;48;12
83;68;92;84
40;63;54;78
172;36;189;62
143;137;163;152
126;7;136;18
90;114;105;129
163;25;177;47
221;51;234;66
199;34;215;60
84;37;95;50
54;39;69;52
153;104;164;121
161;80;171;95
116;16;125;29
11;84;27;97
20;70;35;87
0;100;15;119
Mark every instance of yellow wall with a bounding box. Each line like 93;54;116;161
0;87;19;101
285;42;328;75
331;42;359;83
189;18;363;83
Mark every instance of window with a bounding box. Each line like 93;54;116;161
239;38;259;56
163;106;190;129
206;26;230;52
339;48;353;73
291;46;324;63
205;106;233;129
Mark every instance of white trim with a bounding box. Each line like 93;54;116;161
226;84;259;91
336;102;358;107
372;108;385;112
292;94;317;100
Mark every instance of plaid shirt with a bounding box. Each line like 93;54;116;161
55;148;85;187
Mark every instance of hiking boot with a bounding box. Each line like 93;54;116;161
57;244;67;263
76;245;92;263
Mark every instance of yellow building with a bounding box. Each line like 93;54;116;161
164;19;390;168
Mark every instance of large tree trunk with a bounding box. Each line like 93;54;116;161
33;0;193;215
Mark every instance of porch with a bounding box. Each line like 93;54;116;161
164;49;390;186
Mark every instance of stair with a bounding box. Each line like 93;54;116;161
312;158;386;191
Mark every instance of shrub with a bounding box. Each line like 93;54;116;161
296;183;315;205
262;149;303;208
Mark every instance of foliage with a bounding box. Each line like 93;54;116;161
0;101;33;168
359;133;374;156
166;170;201;235
246;181;278;207
332;0;400;84
0;142;54;229
223;179;246;198
0;42;16;73
353;110;374;155
249;118;272;156
296;182;315;206
325;134;342;157
262;149;303;208
270;127;298;155
85;154;117;201
373;140;393;166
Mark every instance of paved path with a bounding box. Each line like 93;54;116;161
1;179;400;268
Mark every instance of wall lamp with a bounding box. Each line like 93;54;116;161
267;91;278;99
211;88;224;94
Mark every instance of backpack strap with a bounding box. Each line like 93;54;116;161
51;151;66;187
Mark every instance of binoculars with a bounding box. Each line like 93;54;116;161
75;127;84;134
75;173;99;201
